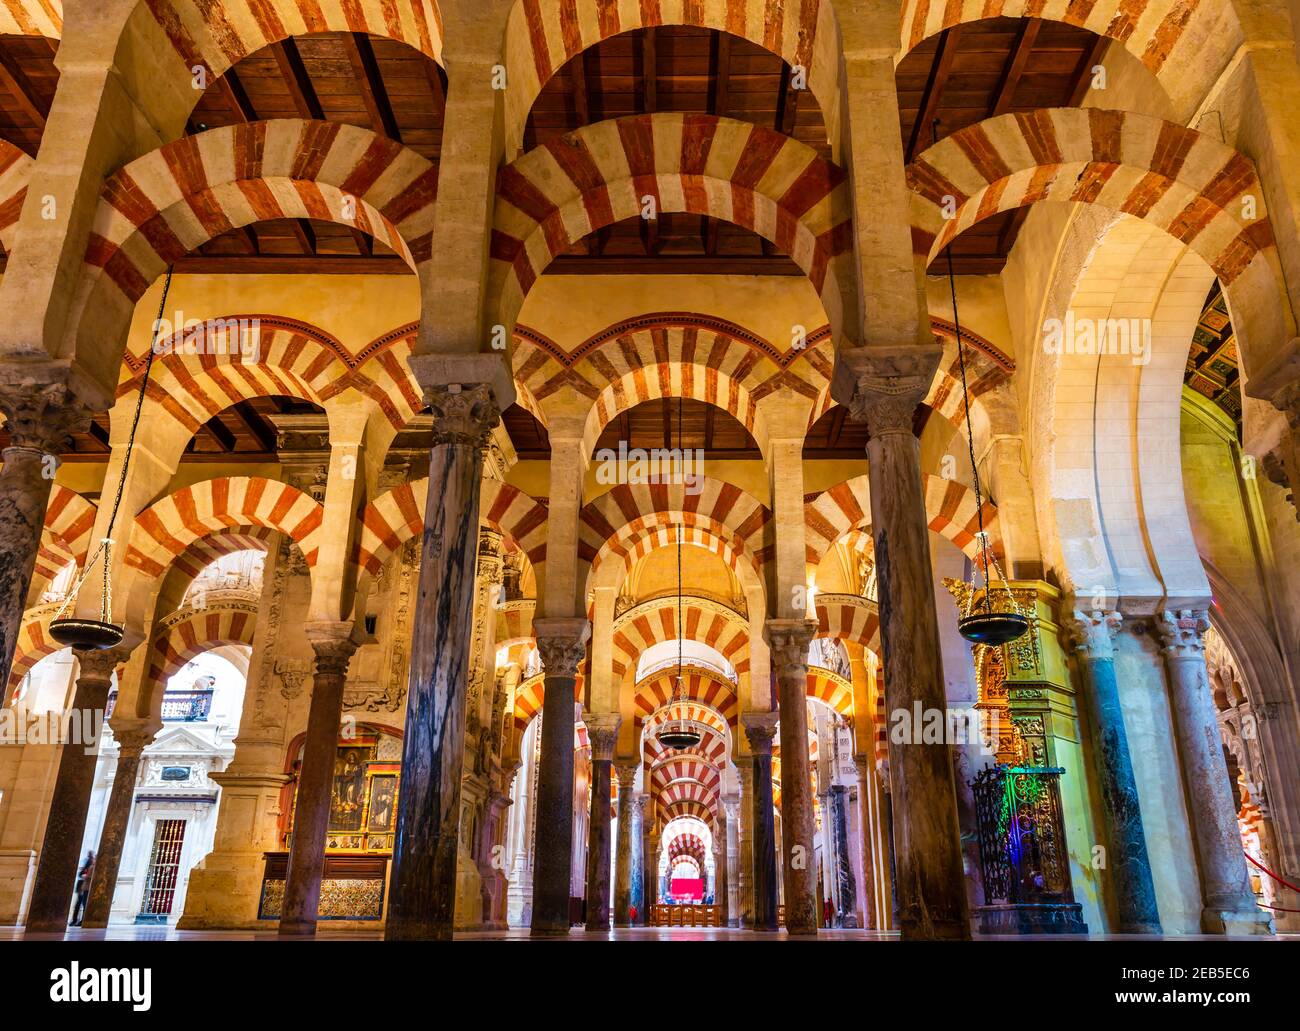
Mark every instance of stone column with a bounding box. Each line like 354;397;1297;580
853;756;879;929
723;793;740;926
766;619;818;935
279;626;357;936
840;344;970;940
529;619;589;936
612;761;638;925
0;370;98;697
636;799;652;924
830;783;859;928
81;719;159;928
583;714;619;930
387;376;504;941
714;805;729;921
26;646;127;932
1063;609;1162;933
736;767;755;926
1157;610;1272;934
743;713;779;931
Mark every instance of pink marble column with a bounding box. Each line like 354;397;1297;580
0;369;98;700
279;626;357;936
767;619;819;935
583;715;619;930
387;380;503;941
612;761;638;925
1158;610;1273;935
530;620;589;936
81;720;158;928
839;344;971;940
26;646;131;932
743;713;780;931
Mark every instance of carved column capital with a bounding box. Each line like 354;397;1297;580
304;622;358;677
533;617;590;678
477;529;504;584
74;641;136;683
424;383;502;449
766;618;816;682
0;361;107;457
742;711;780;755
1061;608;1123;661
835;342;943;438
1156;609;1210;660
109;719;160;758
614;760;640;792
584;713;621;761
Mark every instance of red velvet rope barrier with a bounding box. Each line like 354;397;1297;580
1243;851;1300;910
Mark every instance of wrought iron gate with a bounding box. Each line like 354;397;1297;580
139;819;186;920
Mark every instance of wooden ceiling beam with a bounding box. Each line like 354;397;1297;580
272;39;325;121
423;59;446;121
988;18;1040;118
217;66;258;122
710;33;731;117
349;228;374;256
907;27;961;162
0;46;48;130
288;219;317;255
568;49;590;125
642;28;657;114
202;414;239;452
345;32;402;142
1068;35;1110;106
230;401;277;453
775;63;799;136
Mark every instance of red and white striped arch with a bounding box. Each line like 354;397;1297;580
665;831;708;866
661;798;714;824
643;718;729;768
0;141;32;252
147;604;257;685
164;527;275;593
502;0;842;158
908;110;1276;291
651;758;721;801
813;593;881;655
898;0;1222;80
357;478;548;578
490;113;854;339
7;605;59;700
127;0;442;82
36;486;97;583
348;324;436;429
78;121;437;357
581;478;771;588
0;1;60;37
615;598;751;681
806;666;854;718
631;663;741;729
804;473;999;567
496;599;537;652
125;477;324;579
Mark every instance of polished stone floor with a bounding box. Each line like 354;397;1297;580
2;924;1294;941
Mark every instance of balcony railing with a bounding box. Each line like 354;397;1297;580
161;689;215;722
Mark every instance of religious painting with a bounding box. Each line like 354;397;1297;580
367;775;397;832
330;746;372;831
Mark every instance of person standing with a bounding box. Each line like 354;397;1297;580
70;850;95;926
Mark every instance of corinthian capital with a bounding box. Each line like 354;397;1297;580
533;616;591;678
741;711;779;755
834;342;943;438
424;383;502;449
1061;608;1122;661
765;618;816;681
1156;609;1209;659
0;360;106;456
584;712;621;761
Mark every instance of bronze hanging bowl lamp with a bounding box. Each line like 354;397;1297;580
930;119;1028;648
653;395;702;752
49;266;177;651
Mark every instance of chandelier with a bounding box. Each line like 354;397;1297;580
49;266;176;651
654;394;702;751
933;119;1028;647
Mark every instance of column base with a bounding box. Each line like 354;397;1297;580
899;918;972;941
277;918;318;936
1201;903;1273;936
529;925;571;937
976;903;1088;936
176;851;268;931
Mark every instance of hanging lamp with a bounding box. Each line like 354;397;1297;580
49;266;176;650
932;119;1028;648
654;394;702;751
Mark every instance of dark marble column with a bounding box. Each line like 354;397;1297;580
737;767;755;926
529;620;588;936
830;783;859;928
714;804;729;920
583;715;619;930
0;371;98;700
279;626;357;936
636;801;651;923
612;761;638;925
840;345;971;940
722;793;740;926
81;720;158;928
767;620;819;935
26;646;129;932
1063;609;1162;933
853;756;879;929
1158;610;1272;934
743;713;779;931
387;381;502;941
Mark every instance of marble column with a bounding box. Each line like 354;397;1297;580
767;619;818;935
1063;609;1162;933
830;784;859;928
723;793;741;926
583;714;619;930
279;626;357;936
1157;610;1272;935
612;761;638;925
714;805;730;919
743;713;779;931
635;797;651;923
737;767;755;926
387;380;502;941
853;757;879;929
529;620;589;936
841;344;970;940
26;646;127;932
81;720;159;928
0;371;99;701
